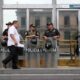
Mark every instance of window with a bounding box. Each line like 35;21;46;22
35;16;40;27
64;16;70;26
64;31;70;40
21;17;26;26
47;17;51;24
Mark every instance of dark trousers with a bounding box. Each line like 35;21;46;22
75;45;79;56
3;45;19;68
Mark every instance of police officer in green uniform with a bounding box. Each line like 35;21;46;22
25;24;40;67
43;23;60;67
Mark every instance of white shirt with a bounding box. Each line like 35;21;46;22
7;25;20;46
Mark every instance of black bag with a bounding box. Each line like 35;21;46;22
18;47;24;55
45;40;53;49
31;37;37;44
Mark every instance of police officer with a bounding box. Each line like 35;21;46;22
25;24;40;67
43;23;60;67
25;24;39;48
75;35;80;59
1;22;12;47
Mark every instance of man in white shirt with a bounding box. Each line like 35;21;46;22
2;20;21;69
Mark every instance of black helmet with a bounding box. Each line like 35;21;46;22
45;40;52;49
31;37;37;44
1;40;7;47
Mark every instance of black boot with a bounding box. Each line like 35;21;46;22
2;61;7;68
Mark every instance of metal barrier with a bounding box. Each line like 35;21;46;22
0;46;58;68
24;48;58;68
0;39;78;68
59;40;77;60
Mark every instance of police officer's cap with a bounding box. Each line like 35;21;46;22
30;24;35;28
6;22;12;25
47;23;53;26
